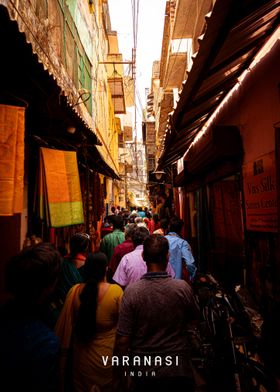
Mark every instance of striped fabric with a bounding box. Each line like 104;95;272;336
0;104;25;216
39;147;84;227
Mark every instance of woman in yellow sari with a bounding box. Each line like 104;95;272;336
55;252;123;392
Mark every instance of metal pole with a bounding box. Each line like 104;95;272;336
132;47;138;179
124;162;128;209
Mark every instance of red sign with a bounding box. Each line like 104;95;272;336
243;151;277;232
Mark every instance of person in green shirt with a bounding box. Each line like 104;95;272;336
100;215;125;262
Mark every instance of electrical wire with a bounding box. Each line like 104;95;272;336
130;0;141;178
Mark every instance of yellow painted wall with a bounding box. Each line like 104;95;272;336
92;6;120;177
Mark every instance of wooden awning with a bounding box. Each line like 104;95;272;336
158;0;280;169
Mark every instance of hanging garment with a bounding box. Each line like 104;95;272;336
38;147;84;227
0;104;25;216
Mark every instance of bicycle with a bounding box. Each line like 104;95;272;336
191;273;273;391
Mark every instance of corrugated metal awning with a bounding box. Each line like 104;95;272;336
95;145;121;180
158;0;280;169
0;0;102;145
30;134;120;180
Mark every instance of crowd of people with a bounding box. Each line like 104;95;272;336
1;205;279;391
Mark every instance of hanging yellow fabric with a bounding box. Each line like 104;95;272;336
0;104;25;216
39;147;84;227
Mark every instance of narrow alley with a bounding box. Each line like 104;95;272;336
0;0;280;391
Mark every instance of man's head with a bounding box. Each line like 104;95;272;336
131;226;149;247
124;223;137;240
169;215;184;234
135;217;144;226
112;215;124;230
5;243;61;303
143;234;169;268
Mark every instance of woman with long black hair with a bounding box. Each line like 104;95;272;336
55;251;123;392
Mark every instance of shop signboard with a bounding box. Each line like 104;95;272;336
243;151;277;232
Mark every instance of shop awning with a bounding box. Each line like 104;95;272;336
158;0;280;169
0;5;121;180
95;145;121;180
173;125;243;188
0;1;101;146
31;134;120;180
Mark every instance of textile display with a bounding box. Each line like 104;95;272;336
0;104;25;216
39;147;84;227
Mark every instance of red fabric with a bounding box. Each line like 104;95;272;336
210;180;244;254
49;228;55;244
101;227;113;239
109;239;134;274
147;220;152;232
150;220;160;233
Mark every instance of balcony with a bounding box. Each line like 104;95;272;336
163;52;188;89
172;0;213;39
107;53;126;114
107;77;126;114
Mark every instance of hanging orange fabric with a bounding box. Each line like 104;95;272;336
0;104;25;216
39;147;84;227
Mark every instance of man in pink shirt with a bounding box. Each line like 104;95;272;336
113;226;175;288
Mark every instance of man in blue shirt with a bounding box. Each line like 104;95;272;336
165;216;197;281
137;207;146;218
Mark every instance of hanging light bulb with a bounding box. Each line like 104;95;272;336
152;170;166;180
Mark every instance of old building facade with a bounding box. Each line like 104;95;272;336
148;0;280;307
0;0;128;298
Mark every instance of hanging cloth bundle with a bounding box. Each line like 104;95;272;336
38;147;84;227
0;104;25;216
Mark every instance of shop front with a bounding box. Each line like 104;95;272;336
174;35;280;306
174;125;245;287
0;5;119;300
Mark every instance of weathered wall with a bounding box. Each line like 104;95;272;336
216;41;280;164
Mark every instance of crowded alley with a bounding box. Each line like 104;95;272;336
0;0;280;391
